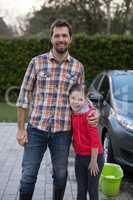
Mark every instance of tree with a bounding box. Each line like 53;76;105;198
48;0;106;34
111;0;133;34
102;0;113;35
111;4;124;34
123;0;133;33
24;0;106;35
0;17;14;37
25;0;133;35
25;6;57;35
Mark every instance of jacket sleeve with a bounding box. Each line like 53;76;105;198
86;112;100;149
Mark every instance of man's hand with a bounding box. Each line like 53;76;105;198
87;109;100;127
16;128;28;146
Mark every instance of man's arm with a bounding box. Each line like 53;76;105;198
17;107;27;130
87;109;100;127
16;58;36;146
78;62;100;126
16;107;28;146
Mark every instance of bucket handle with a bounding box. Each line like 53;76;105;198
116;165;123;176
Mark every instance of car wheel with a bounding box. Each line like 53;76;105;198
103;133;114;163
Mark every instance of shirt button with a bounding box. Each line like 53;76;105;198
50;113;54;118
54;85;58;91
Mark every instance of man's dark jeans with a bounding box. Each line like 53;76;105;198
19;124;71;200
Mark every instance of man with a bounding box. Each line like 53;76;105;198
16;19;99;200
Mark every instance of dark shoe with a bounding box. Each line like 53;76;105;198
19;192;33;200
53;187;65;200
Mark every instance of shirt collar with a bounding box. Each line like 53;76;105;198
49;50;71;62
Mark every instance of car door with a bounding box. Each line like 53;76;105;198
89;73;105;94
98;75;111;129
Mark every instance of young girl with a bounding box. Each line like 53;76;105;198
69;84;104;200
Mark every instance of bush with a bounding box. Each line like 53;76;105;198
0;34;133;102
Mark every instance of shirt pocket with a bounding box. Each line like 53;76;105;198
37;71;50;90
61;71;79;93
63;71;78;82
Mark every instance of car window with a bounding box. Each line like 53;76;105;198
93;74;104;90
98;75;110;98
112;74;133;102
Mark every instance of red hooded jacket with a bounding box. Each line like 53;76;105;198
71;105;103;155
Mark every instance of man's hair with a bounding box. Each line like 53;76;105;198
50;19;72;37
69;84;88;96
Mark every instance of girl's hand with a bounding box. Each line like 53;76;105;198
88;160;99;176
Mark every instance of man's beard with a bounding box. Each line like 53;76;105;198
55;47;68;54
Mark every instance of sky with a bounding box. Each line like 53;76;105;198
0;0;45;26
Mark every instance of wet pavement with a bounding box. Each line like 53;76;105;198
0;123;133;200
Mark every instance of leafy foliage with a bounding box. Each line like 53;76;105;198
24;0;133;35
0;34;133;101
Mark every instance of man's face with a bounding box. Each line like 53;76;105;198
51;26;71;54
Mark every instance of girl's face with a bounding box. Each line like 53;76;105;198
69;90;86;112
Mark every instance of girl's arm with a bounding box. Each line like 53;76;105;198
88;148;99;176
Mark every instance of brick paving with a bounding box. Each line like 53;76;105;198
0;123;133;200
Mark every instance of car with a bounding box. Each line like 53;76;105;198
88;70;133;168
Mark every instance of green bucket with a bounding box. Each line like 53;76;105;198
99;163;123;197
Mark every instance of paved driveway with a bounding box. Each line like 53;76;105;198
0;123;133;200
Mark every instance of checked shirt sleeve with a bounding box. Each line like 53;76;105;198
16;59;36;108
78;63;85;85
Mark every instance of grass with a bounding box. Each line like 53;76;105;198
0;103;17;122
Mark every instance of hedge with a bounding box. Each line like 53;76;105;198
0;34;133;102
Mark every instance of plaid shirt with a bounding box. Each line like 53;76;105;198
16;51;84;132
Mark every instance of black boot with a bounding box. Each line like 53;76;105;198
53;187;65;200
19;191;33;200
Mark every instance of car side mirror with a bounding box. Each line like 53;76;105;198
88;93;104;108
